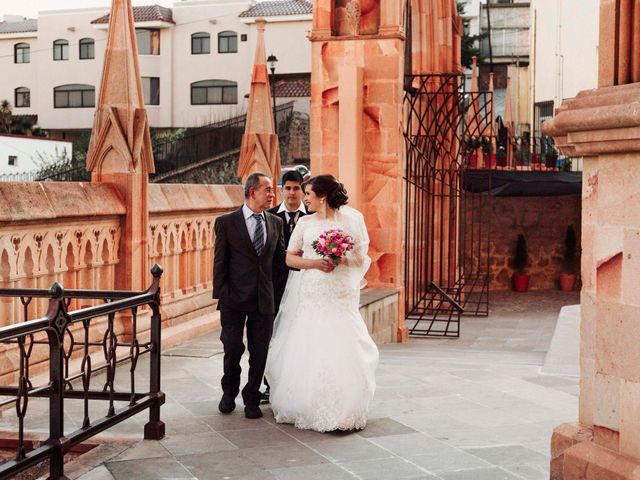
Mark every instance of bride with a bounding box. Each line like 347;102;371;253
265;175;379;432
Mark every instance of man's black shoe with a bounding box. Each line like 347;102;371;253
244;405;263;419
218;396;236;414
260;389;270;405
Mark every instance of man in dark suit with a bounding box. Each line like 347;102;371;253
213;172;286;419
260;170;307;404
268;170;307;312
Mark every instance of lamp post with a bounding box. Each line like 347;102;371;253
267;53;278;135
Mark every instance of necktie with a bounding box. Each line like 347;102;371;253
288;212;298;233
252;213;264;256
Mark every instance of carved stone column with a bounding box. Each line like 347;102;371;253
543;1;640;477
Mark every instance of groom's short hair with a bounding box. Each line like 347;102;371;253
282;170;304;185
244;172;269;198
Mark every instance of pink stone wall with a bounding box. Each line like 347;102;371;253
466;195;582;291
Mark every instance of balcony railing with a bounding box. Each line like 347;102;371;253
0;265;165;480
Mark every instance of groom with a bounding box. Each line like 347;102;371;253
213;172;286;419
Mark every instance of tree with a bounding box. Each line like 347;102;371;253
0;100;11;133
457;1;486;69
0;99;45;136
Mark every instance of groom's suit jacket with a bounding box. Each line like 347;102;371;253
213;207;286;315
267;203;307;311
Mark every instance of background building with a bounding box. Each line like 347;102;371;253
0;1;312;137
0;133;72;179
529;0;599;138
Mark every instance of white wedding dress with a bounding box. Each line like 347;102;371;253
265;206;379;432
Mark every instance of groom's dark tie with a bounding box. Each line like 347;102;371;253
288;212;297;233
252;213;264;256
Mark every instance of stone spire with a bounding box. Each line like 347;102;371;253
85;0;153;292
237;19;281;193
86;0;154;176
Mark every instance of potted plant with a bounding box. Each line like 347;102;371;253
512;234;530;292
464;136;480;167
496;146;507;168
559;225;578;291
480;136;495;168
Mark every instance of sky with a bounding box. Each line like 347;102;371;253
2;0;174;19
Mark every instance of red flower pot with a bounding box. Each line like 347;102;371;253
469;153;478;168
559;273;576;292
513;274;530;292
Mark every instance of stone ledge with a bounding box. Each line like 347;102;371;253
359;287;399;345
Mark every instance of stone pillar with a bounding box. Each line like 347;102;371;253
85;0;155;295
309;0;406;339
543;2;640;477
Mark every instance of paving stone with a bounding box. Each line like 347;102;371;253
111;440;170;461
503;463;549;480
306;436;393;462
178;450;276;480
220;426;299;449
268;463;357;480
408;446;492;474
106;457;195;480
77;465;116;480
356;417;417;438
160;431;237;456
438;466;524;480
339;456;433;479
240;443;329;469
463;445;549;469
202;413;274;431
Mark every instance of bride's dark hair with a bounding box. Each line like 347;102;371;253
305;175;348;209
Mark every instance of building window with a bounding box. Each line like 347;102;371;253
240;34;247;42
218;31;238;53
191;80;238;105
54;84;95;108
191;32;210;54
79;38;95;59
14;43;30;63
53;39;69;61
136;29;160;55
15;87;30;108
8;156;17;167
142;77;160;105
534;101;554;137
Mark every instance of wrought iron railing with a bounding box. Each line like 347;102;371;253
0;265;165;480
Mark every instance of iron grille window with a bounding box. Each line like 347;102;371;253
191;32;210;54
15;87;30;108
14;43;30;63
142;77;160;105
136;29;160;55
218;31;238;53
54;84;95;108
534;101;554;137
79;38;95;59
191;80;238;105
241;34;247;42
8;156;17;166
53;39;69;61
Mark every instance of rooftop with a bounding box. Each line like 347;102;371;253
0;19;37;34
275;79;311;97
91;5;175;25
239;0;312;17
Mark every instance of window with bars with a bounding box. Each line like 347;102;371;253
191;32;210;54
142;77;160;105
54;84;95;108
8;156;17;167
79;38;95;59
218;31;238;53
53;39;69;61
14;43;30;64
15;87;30;108
191;80;237;105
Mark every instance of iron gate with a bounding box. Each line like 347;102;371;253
403;74;493;337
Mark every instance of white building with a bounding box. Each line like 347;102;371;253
529;0;599;136
0;1;312;136
0;133;72;179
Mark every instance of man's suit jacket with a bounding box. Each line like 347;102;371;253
213;208;286;315
267;203;307;310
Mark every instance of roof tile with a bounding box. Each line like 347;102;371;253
0;19;37;34
91;5;175;24
239;0;312;18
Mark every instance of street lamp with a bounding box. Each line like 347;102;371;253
267;53;278;135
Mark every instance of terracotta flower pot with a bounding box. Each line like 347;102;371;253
559;273;576;292
513;273;530;293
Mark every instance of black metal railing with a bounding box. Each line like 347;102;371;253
0;265;165;480
152;101;295;176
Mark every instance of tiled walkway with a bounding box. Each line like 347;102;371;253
34;290;582;479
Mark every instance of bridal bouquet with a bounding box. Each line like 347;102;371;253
312;228;354;265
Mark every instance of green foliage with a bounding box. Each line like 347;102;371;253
34;131;91;181
513;234;528;274
457;1;487;68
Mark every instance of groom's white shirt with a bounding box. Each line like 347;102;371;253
242;204;267;247
276;202;307;225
